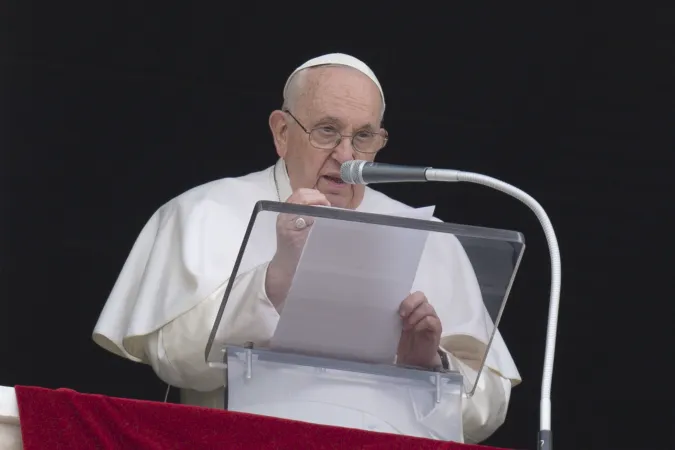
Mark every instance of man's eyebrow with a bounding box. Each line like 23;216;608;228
314;115;377;131
313;115;343;125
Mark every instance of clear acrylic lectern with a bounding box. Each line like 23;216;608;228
205;201;525;442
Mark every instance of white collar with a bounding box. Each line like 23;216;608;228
273;158;293;202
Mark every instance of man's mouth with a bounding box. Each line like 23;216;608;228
323;175;345;185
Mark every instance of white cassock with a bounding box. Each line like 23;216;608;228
92;158;522;444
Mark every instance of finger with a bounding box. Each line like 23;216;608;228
294;194;330;206
399;291;427;318
403;301;437;331
287;189;331;206
288;188;323;202
410;314;442;335
277;190;329;225
293;188;323;198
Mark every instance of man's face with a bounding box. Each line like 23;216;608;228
271;66;385;209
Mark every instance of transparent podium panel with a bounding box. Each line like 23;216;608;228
205;200;525;397
225;345;465;441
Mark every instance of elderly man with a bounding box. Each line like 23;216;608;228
93;53;521;443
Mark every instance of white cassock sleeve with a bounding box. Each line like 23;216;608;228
142;262;279;391
413;349;512;443
457;360;512;444
92;183;276;364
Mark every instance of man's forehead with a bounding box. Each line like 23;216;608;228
295;67;383;127
303;85;382;127
306;67;380;100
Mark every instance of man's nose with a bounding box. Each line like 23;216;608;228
332;137;356;163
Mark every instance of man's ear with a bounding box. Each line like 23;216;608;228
269;110;288;158
374;126;389;161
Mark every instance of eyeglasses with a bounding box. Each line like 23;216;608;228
284;109;388;154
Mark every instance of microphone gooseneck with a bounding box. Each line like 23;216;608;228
341;160;560;450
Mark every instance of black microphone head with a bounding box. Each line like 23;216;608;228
340;160;368;184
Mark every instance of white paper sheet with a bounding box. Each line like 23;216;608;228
270;206;436;364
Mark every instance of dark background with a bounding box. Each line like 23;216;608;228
2;3;674;450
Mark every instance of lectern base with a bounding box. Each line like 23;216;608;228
216;345;466;442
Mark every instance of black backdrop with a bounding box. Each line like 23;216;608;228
2;3;674;450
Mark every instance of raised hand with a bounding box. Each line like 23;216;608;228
265;189;330;307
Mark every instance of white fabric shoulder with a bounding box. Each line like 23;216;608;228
92;166;276;363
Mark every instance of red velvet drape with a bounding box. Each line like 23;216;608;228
14;385;511;449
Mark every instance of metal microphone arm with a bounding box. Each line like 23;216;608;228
427;168;559;450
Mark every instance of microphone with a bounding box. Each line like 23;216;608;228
340;161;430;184
340;160;464;184
341;159;560;450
